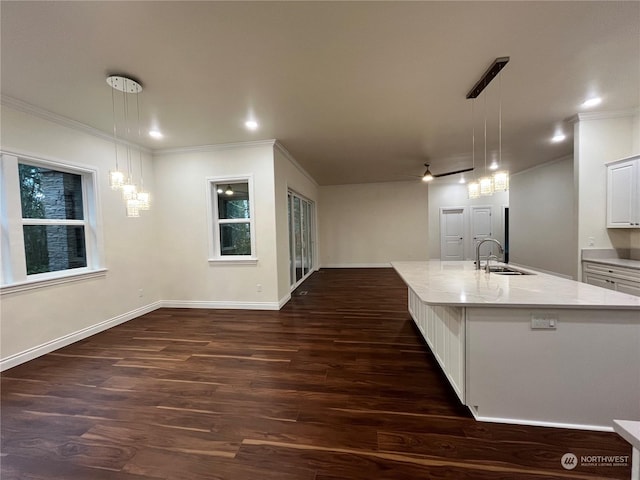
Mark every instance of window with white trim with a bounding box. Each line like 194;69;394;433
206;176;256;263
1;153;103;289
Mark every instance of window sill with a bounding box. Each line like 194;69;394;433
1;268;108;295
208;258;258;266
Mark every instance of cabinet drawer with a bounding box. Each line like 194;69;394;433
583;262;640;282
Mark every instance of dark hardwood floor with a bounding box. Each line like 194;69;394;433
1;268;632;479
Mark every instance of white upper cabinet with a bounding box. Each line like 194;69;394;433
607;155;640;228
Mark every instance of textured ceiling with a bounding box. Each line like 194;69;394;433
1;1;639;185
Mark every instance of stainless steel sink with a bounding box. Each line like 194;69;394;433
487;265;535;275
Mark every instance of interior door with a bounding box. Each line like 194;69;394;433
471;206;493;261
440;208;465;261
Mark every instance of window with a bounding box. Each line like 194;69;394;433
19;164;87;274
207;176;256;263
1;153;103;290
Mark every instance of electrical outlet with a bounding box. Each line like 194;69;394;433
256;284;262;292
531;314;557;329
588;237;595;247
138;289;144;298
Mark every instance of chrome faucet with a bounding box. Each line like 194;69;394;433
485;254;499;273
475;238;505;270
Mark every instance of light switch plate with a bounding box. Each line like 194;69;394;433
531;314;558;329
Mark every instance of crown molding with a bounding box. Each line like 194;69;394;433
153;139;277;156
566;108;640;124
274;140;319;187
1;95;152;154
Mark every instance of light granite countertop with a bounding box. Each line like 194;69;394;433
582;257;640;270
392;260;640;309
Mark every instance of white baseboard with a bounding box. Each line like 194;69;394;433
321;263;391;268
0;301;162;372
278;293;292;309
1;295;297;371
470;410;613;432
161;300;283;310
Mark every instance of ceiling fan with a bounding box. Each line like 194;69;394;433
420;163;474;182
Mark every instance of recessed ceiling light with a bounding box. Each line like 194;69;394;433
552;133;566;143
149;129;163;139
245;120;259;131
582;97;602;108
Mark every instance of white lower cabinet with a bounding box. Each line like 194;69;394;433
408;289;465;402
583;261;640;297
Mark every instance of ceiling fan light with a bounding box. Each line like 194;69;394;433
422;164;433;182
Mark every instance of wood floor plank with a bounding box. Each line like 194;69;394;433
1;268;632;479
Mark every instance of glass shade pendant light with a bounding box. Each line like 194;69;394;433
136;191;150;210
493;170;509;192
109;83;125;190
468;181;480;199
479;176;494;196
134;90;150;211
107;74;152;217
479;92;494;197
491;71;509;193
126;198;140;218
468;99;480;199
122;183;137;201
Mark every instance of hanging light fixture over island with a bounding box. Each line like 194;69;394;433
466;57;510;199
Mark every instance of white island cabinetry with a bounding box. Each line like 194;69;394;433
394;260;640;431
408;289;464;402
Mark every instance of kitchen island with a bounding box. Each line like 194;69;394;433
392;260;640;431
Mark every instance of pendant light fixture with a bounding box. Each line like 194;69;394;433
478;90;494;197
108;83;125;190
106;74;151;217
466;57;510;198
492;73;509;192
468;99;480;199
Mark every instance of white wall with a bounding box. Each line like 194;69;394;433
509;156;576;278
428;182;508;260
273;144;319;300
152;143;284;308
318;181;428;267
574;112;639;277
0;105;160;363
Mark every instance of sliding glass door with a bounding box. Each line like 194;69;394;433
288;191;315;288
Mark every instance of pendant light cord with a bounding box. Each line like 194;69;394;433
111;86;119;171
471;99;475;177
123;79;132;182
483;91;487;175
499;72;502;167
136;90;144;190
